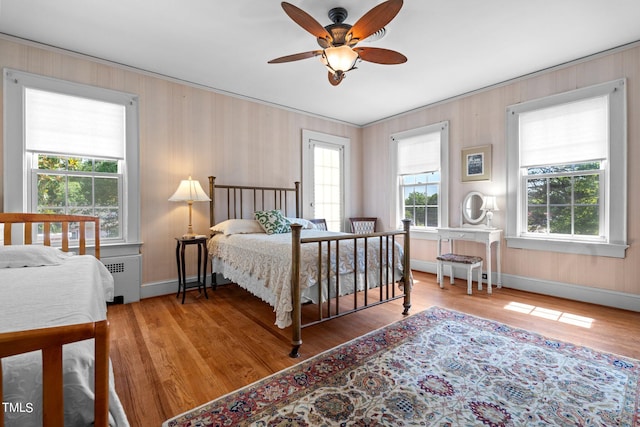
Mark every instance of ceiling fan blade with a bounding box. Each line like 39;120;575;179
328;71;345;86
355;47;407;64
281;2;333;43
268;50;323;64
348;0;403;43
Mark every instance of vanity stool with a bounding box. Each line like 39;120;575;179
436;253;483;295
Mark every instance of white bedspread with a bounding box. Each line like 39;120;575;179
0;255;129;427
208;230;404;328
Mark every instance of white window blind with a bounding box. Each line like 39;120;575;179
25;88;126;159
397;131;440;175
519;95;608;167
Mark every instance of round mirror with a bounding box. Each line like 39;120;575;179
462;191;486;224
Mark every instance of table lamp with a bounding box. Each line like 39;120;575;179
482;196;499;229
169;176;211;239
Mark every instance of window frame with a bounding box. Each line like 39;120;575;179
505;79;627;258
522;163;604;239
3;68;140;248
30;155;124;240
390;121;449;234
400;172;441;228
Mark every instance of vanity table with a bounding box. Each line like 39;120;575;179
436;227;502;293
436;191;503;294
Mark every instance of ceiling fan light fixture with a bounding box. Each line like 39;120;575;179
320;45;359;75
270;1;405;86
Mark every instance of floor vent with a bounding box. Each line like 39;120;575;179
104;262;125;274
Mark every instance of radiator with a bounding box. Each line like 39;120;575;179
102;254;141;303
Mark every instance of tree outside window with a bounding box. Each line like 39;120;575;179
401;172;439;228
525;162;600;237
35;154;121;239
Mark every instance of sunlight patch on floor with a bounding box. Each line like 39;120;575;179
504;301;593;328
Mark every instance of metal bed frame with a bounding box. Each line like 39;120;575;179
208;176;412;357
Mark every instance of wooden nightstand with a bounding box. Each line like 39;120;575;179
175;236;209;304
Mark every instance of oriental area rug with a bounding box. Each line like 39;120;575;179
163;307;640;426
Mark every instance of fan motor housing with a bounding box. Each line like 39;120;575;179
320;23;351;47
319;7;352;47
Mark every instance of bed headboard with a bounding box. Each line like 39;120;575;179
208;176;300;227
0;213;101;259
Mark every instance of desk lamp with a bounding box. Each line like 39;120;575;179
169;176;211;239
482;196;499;229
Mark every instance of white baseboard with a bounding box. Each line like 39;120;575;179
410;259;640;312
501;274;640;312
411;259;437;275
141;261;640;312
141;273;230;300
141;279;178;299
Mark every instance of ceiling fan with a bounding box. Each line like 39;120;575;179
268;0;407;86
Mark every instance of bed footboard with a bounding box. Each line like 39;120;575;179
290;219;412;358
0;213;109;426
0;320;110;427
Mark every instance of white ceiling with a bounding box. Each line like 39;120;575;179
1;0;640;126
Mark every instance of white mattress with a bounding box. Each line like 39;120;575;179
0;254;129;427
208;230;404;328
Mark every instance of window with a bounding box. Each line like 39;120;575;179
391;122;449;231
506;79;627;258
525;162;602;237
401;172;440;227
3;69;140;246
33;154;122;238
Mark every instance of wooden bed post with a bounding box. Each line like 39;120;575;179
94;320;110;427
402;218;412;315
290;223;303;358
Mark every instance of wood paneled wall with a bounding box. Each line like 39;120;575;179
363;43;640;297
0;37;362;286
1;34;638;299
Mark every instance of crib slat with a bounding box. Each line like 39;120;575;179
3;223;11;245
44;222;51;246
24;222;32;244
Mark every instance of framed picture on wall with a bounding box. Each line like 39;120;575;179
461;144;492;182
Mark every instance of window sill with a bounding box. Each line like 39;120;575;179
101;242;143;258
66;241;142;258
505;236;627;258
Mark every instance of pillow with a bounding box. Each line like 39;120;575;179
0;245;74;268
287;217;315;230
254;210;291;234
210;219;265;236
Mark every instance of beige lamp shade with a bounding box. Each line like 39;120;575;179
169;177;211;202
169;176;210;238
482;196;499;212
482;196;499;229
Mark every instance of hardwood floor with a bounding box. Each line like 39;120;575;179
107;271;640;426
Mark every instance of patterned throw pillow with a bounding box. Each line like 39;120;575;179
254;210;291;234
